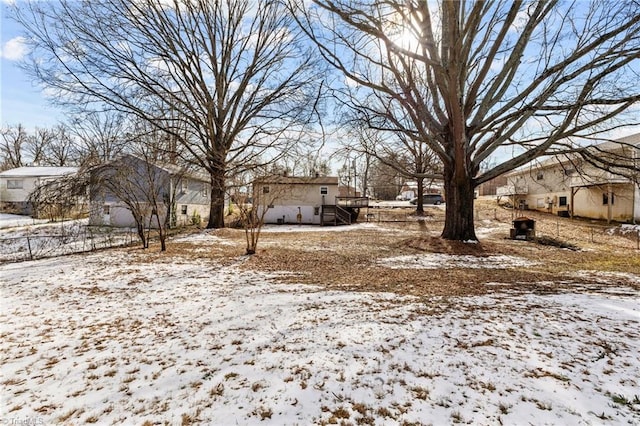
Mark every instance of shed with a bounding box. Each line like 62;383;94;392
510;217;536;240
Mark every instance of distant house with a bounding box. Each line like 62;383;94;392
476;175;508;197
89;154;211;228
252;174;368;225
497;134;640;223
397;180;444;201
338;185;360;197
397;181;417;200
0;166;79;215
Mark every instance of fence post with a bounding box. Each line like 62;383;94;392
26;235;33;261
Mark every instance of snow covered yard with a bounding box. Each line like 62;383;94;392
1;228;640;425
0;213;48;229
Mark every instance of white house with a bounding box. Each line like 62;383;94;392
0;166;79;215
253;175;367;225
397;181;418;200
498;134;640;223
397;180;445;201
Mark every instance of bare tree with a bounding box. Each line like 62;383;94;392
367;153;407;200
67;112;129;167
230;175;272;255
14;0;323;229
26;127;56;165
90;150;180;252
293;0;640;240
345;124;441;214
234;172;300;255
44;125;77;166
0;124;27;169
28;170;88;221
282;149;332;177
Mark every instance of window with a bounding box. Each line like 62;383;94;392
103;205;110;215
320;186;328;195
559;196;567;207
181;205;188;215
200;183;208;197
536;171;544;181
7;179;23;189
603;193;615;205
314;207;320;215
263;186;270;194
181;180;188;193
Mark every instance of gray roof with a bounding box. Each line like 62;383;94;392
0;166;78;177
254;175;339;185
117;154;209;183
504;132;640;177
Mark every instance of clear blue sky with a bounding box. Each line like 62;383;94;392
1;0;64;130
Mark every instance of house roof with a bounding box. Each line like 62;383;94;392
116;154;210;183
402;181;418;189
0;166;78;178
254;175;339;185
503;132;640;177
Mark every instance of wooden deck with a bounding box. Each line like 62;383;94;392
320;197;369;226
320;205;352;226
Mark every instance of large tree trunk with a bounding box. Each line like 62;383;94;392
207;173;226;228
415;177;425;216
441;166;477;241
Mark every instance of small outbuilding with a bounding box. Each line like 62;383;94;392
510;217;536;240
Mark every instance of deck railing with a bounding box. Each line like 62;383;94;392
336;196;369;208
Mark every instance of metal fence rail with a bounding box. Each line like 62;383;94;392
0;226;138;263
475;206;640;250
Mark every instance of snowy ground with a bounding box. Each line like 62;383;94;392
1;230;640;425
0;213;48;229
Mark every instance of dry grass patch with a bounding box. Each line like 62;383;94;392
100;204;638;297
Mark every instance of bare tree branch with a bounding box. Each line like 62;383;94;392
14;0;323;228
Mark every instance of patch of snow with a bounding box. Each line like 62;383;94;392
378;253;537;269
573;270;640;284
171;232;236;246
620;224;640;234
259;222;382;233
475;224;507;239
0;213;48;229
606;224;640;236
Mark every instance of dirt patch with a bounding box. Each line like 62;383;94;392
399;235;499;256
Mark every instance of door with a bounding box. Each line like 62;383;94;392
102;205;111;225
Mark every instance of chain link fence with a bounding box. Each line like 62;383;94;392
0;224;139;263
474;204;640;250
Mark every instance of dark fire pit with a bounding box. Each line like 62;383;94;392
511;217;535;240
